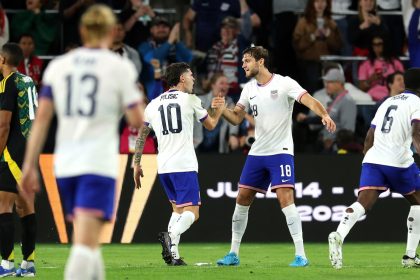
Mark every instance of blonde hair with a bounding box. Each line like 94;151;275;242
80;4;116;43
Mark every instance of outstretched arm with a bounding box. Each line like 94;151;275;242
413;122;420;154
300;93;336;133
133;125;151;189
203;96;225;130
363;127;375;154
221;105;246;126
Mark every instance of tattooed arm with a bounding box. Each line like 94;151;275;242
133;125;152;189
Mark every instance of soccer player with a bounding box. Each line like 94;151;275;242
133;62;225;266
0;43;38;277
20;4;143;279
216;46;336;267
328;68;420;269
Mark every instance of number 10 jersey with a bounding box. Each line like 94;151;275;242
144;90;208;174
364;92;420;168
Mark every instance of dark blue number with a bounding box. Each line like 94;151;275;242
252;104;258;116
65;74;98;117
158;103;182;135
381;105;398;133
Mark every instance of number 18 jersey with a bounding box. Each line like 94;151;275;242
144;90;208;174
363;92;420;167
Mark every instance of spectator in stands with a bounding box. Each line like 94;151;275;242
17;34;43;87
332;0;353;55
358;33;404;101
112;21;142;79
206;15;253;102
139;16;192;100
348;0;388;56
408;0;420;67
119;0;155;49
293;0;342;94
193;72;241;153
296;68;357;153
183;0;260;53
0;3;9;49
11;0;59;55
60;0;110;49
374;70;405;109
376;0;404;55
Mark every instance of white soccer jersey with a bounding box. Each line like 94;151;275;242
363;92;420;167
144;90;208;173
42;48;142;178
237;74;307;156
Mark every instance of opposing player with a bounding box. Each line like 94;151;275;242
133;62;225;266
20;5;143;279
216;46;336;267
328;68;420;269
0;43;38;277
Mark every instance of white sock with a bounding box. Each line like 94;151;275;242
168;212;181;232
337;202;366;242
20;260;34;269
169;211;195;259
64;245;95;280
93;248;105;280
406;205;420;258
0;260;14;270
282;204;306;258
230;203;250;255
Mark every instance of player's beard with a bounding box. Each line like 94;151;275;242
246;67;259;78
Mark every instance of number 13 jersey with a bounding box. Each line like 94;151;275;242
364;92;420;167
144;90;208;174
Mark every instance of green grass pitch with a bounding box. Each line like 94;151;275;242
33;243;418;279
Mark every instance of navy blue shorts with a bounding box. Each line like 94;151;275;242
159;171;201;207
359;163;420;195
239;154;295;193
56;174;116;221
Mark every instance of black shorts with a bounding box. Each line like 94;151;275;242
0;162;19;193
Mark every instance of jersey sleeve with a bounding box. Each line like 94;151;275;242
285;76;307;102
191;95;208;122
143;104;153;129
119;59;143;108
411;100;420;123
40;60;56;100
370;111;380;128
0;77;18;111
237;84;250;111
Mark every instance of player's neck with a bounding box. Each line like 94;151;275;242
1;66;16;77
255;68;272;85
172;85;187;93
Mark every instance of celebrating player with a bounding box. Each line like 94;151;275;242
0;43;38;277
216;46;336;267
328;68;420;269
20;4;144;279
133;62;225;266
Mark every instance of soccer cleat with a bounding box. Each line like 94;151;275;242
0;266;15;278
328;231;343;269
289;255;309;267
15;265;36;277
168;258;187;266
216;252;240;266
401;254;420;268
158;232;173;264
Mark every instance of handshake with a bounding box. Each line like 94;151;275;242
211;93;226;110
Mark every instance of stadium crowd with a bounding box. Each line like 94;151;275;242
1;0;419;154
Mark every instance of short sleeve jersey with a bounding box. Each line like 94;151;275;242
363;92;420;167
237;74;307;156
41;48;142;178
0;72;37;166
144;90;208;173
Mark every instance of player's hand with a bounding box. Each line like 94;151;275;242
211;93;226;109
321;114;336;133
133;164;144;189
20;164;40;195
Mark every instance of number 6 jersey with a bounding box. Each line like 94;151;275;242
144;90;208;174
364;91;420;168
41;48;142;178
